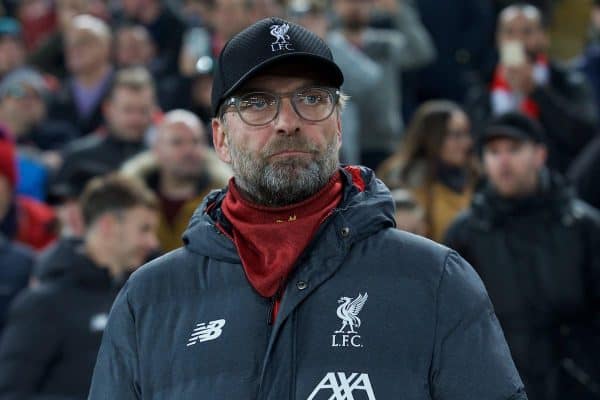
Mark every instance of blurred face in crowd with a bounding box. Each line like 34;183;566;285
105;86;155;141
0;84;47;136
154;119;206;181
213;0;251;40
212;67;342;206
65;25;111;75
439;110;473;168
483;137;547;198
0;37;25;76
497;6;548;59
333;0;373;31
106;206;159;272
115;26;155;68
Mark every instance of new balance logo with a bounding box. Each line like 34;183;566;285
186;319;226;346
307;372;376;400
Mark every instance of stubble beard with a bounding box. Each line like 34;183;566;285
228;134;340;207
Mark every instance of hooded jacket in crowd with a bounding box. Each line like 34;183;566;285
0;244;125;399
445;172;600;400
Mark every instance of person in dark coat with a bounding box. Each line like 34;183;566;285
0;174;159;399
0;234;33;335
89;18;526;399
468;3;598;174
445;112;600;400
53;66;157;192
568;134;600;210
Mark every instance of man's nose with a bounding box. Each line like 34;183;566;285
273;98;301;135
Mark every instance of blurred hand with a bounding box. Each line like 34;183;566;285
505;63;535;95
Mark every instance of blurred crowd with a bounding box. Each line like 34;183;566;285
0;0;598;399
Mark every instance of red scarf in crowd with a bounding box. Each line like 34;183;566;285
490;54;549;119
220;172;344;300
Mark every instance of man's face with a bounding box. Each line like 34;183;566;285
333;0;373;31
105;86;155;141
483;137;546;198
497;10;548;59
65;27;110;74
115;27;154;68
154;121;206;181
112;206;159;271
212;73;342;206
0;85;46;135
0;37;25;76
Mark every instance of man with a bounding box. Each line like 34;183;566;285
46;14;114;136
0;173;159;398
328;0;435;169
122;109;231;252
53;66;157;191
89;18;526;399
474;3;598;173
445;112;600;400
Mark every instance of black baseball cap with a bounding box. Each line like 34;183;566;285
211;17;344;116
482;112;546;145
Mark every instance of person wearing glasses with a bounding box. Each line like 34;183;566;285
89;18;526;399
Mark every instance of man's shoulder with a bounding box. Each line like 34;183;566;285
125;247;198;295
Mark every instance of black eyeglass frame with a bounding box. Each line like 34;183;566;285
219;86;341;126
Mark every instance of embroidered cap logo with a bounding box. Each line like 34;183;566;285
269;24;294;52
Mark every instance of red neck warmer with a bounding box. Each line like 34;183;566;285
221;172;343;299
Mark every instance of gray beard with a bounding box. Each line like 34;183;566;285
228;135;340;207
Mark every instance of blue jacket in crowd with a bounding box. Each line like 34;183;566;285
89;167;526;399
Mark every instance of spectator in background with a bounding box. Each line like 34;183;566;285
328;0;435;170
122;109;230;252
0;68;79;201
118;0;186;77
576;0;600;118
445;112;600;400
0;235;33;336
378;100;479;242
211;0;254;54
0;130;57;250
472;3;598;174
114;24;156;71
47;14;114;137
390;188;426;236
53;66;157;192
0;174;159;399
413;0;494;104
0;17;26;80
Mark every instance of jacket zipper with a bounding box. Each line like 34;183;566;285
267;284;284;325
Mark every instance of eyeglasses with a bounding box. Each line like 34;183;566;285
221;86;340;126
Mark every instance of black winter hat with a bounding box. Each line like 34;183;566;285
211;17;344;116
482;112;546;145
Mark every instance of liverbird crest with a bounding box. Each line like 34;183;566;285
335;292;368;334
270;24;290;44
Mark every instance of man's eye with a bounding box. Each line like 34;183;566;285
240;95;273;111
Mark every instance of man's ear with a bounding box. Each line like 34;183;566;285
212;118;232;164
534;144;547;169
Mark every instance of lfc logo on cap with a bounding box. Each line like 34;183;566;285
270;24;294;52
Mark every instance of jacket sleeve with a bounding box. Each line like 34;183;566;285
429;251;527;400
88;282;141;400
0;287;62;399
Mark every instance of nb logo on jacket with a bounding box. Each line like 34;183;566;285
307;372;376;400
187;319;226;346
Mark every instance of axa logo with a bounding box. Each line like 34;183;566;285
187;319;226;346
269;24;294;52
307;372;376;400
332;292;368;348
